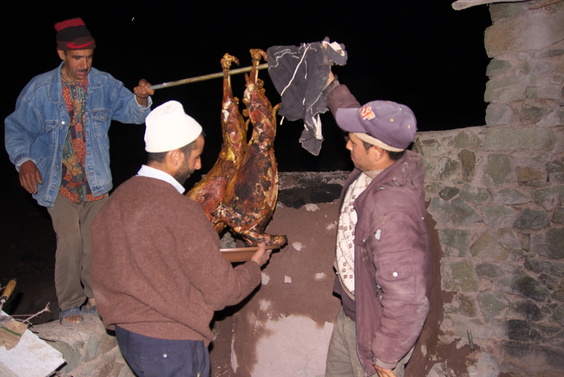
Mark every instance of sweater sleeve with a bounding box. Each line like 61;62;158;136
175;200;262;311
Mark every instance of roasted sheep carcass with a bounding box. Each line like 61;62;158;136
212;49;287;247
186;53;248;232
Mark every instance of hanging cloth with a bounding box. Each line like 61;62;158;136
267;38;348;156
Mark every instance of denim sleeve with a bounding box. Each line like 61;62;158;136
5;91;43;170
102;73;152;125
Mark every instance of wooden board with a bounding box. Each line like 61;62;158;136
0;313;65;376
220;245;279;263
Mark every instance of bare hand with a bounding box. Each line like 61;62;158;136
250;242;271;268
133;79;154;106
374;365;396;377
19;160;42;194
326;71;335;87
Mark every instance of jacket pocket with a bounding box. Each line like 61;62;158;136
377;262;415;294
88;109;111;136
354;227;376;263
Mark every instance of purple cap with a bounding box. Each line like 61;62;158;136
335;100;417;151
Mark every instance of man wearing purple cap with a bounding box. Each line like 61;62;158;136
4;17;154;326
324;72;431;377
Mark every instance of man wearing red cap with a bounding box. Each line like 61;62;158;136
323;71;431;377
4;17;154;326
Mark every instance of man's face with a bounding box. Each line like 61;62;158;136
174;135;204;185
346;133;374;171
58;49;94;81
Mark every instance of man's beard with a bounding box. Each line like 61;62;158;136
173;167;194;186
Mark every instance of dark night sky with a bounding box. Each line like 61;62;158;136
2;1;491;180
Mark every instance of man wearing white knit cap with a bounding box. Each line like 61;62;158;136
91;100;270;377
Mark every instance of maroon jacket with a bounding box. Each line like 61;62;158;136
328;83;431;373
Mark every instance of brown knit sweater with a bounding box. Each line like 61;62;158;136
92;175;262;345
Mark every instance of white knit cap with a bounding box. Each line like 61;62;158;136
144;100;203;152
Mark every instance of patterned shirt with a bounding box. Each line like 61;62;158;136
335;170;382;298
59;73;103;203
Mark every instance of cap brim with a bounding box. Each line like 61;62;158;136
355;133;405;152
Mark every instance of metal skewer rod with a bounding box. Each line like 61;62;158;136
150;63;269;90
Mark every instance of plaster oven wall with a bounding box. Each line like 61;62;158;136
208;173;443;377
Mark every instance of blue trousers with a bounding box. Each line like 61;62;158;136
115;326;210;377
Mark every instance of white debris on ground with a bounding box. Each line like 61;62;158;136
305;203;320;211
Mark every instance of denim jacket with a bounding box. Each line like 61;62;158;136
5;63;152;208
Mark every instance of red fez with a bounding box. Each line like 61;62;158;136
55;17;96;50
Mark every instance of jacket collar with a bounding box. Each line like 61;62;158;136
344;150;424;193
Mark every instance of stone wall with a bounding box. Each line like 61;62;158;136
420;1;564;375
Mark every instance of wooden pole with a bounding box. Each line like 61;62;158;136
150;63;269;90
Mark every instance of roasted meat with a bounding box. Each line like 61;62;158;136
212;49;287;247
186;54;248;232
